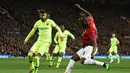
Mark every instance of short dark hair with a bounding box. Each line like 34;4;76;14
60;24;64;26
38;9;47;14
79;11;86;17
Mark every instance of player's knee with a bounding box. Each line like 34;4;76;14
35;53;41;57
35;66;39;69
28;52;34;57
52;53;56;56
34;55;40;62
81;58;86;65
115;53;118;55
71;53;80;62
59;52;64;57
109;52;112;54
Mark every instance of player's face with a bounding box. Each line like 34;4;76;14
40;13;47;21
85;17;90;24
79;17;89;28
112;33;115;37
61;25;65;31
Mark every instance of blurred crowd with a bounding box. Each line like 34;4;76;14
0;1;130;56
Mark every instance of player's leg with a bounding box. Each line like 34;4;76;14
65;53;80;73
81;58;109;69
33;53;41;73
56;52;64;68
49;45;59;67
28;42;39;73
81;46;109;70
109;47;114;63
56;47;66;68
49;52;56;67
45;48;50;60
114;47;120;63
34;43;50;73
115;53;120;63
28;51;35;73
64;48;83;73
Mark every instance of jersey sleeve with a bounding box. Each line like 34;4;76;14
110;38;112;44
33;22;38;29
50;19;57;27
49;19;63;36
24;22;38;43
67;30;75;40
90;30;97;41
54;32;58;44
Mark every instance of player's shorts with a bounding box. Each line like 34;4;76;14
30;41;51;56
109;46;118;53
45;47;49;53
53;45;66;54
76;46;98;59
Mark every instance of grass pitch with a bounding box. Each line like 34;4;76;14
0;58;130;73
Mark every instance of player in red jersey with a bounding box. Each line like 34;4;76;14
64;4;109;73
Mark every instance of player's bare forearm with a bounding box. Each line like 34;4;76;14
91;40;97;56
71;39;75;47
68;40;75;50
75;4;93;17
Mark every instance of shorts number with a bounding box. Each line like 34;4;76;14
82;51;85;55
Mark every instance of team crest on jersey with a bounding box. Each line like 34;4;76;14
92;36;97;38
46;23;49;26
64;33;67;35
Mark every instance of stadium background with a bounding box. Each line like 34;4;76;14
0;0;130;58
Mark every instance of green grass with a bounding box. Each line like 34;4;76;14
0;58;130;73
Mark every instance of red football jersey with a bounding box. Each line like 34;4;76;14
82;17;97;46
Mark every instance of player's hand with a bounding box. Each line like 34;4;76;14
75;4;81;8
91;53;94;58
56;43;59;45
91;56;94;59
60;36;64;41
24;39;28;44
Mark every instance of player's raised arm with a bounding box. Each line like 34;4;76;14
75;4;93;18
24;23;38;44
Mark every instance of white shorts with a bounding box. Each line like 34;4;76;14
76;46;98;59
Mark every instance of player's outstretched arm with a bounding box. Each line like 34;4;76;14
75;4;93;18
24;28;37;44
